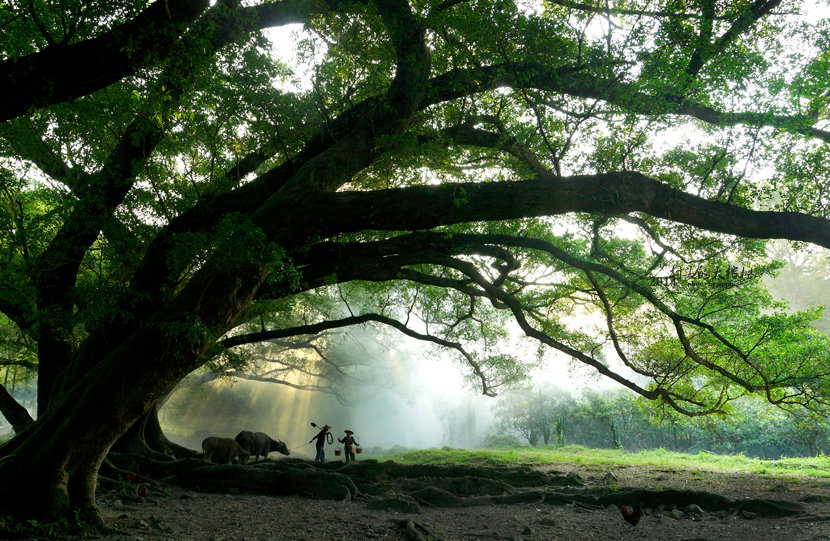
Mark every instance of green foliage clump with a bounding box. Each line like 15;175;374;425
494;385;830;459
480;434;524;448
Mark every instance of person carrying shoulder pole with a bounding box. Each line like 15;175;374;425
309;423;332;463
338;429;360;463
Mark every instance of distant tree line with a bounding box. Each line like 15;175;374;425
491;387;830;459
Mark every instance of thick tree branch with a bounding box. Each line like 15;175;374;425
124;54;828;324
0;384;34;433
0;121;141;271
0;120;90;189
278;173;830;251
686;0;782;79
544;0;745;20
187;369;346;402
281;229;826;411
685;0;716;79
126;0;429;315
222;312;495;395
273;0;430;195
0;0;346;122
714;0;783;61
425;63;830;142
0;0;210;122
0;358;38;371
32;0;317;406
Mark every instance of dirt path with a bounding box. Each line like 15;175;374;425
96;461;830;541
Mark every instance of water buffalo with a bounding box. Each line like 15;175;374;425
234;430;290;461
201;436;250;464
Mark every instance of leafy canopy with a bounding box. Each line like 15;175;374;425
1;0;829;421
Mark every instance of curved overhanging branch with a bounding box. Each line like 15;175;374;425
222;312;495;395
423;253;739;415
116;62;647;311
409;232;777;395
121;50;829;323
186;369;348;404
0;0;210;122
292;172;830;250
270;234;667;399
0;0;364;122
285;230;826;412
0;358;38;371
542;0;767;21
424;63;830;143
288;231;791;387
413;252;664;400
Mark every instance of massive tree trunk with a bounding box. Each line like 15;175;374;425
114;401;198;459
0;247;265;522
0;390;150;521
0;326;205;520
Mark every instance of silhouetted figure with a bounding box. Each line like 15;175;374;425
338;430;360;463
309;424;331;462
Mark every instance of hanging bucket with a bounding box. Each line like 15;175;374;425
355;447;363;454
334;448;342;456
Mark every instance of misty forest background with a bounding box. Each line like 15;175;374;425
3;240;828;460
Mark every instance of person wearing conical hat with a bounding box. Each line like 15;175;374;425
338;429;360;463
309;424;332;463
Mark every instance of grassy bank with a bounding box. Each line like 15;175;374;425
372;445;830;478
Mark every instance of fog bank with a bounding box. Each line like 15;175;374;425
161;336;497;456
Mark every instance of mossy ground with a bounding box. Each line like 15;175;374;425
371;445;830;479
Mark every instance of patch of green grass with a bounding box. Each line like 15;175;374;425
373;445;830;479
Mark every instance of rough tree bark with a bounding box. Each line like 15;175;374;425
0;0;210;122
113;402;199;460
0;385;33;434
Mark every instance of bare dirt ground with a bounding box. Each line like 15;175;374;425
96;460;830;541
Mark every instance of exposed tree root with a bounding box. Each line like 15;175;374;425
330;459;577;487
562;487;804;517
95;454;806;520
124;457;358;500
407;484;802;517
99;456;133;479
361;475;516;496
